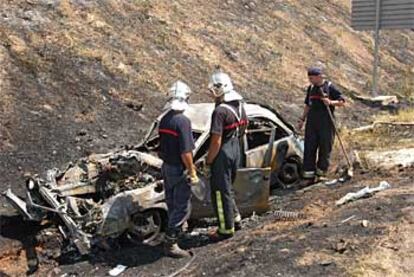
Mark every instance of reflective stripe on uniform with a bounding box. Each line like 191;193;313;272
224;119;248;130
219;103;248;136
159;128;179;137
216;191;226;231
303;171;315;178
216;191;235;235
219;227;235;235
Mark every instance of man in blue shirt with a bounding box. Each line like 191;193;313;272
159;81;199;258
298;67;345;185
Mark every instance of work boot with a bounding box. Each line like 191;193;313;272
164;241;191;258
208;229;234;243
164;229;191;258
316;169;328;182
301;177;317;187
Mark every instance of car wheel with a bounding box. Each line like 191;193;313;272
128;209;165;246
271;156;302;188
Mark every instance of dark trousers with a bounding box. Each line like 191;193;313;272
210;137;241;235
303;110;335;178
161;163;192;239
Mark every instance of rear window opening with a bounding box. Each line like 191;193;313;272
246;118;287;150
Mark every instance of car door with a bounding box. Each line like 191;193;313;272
190;127;273;219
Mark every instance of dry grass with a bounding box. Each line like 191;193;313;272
0;0;411;155
1;0;413;109
338;108;414;152
341;128;414;151
375;109;414;123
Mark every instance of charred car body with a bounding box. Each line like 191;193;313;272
4;102;304;254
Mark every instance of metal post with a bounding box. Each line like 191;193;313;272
372;0;381;96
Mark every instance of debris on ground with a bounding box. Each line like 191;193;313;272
354;95;399;108
109;265;128;276
340;215;356;224
325;179;339;186
297;177;346;193
319;260;334;267
270;210;306;221
333;239;349;254
361;220;369;228
353;121;414;133
336;181;392;206
125;102;143;112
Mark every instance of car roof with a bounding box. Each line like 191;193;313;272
157;102;293;134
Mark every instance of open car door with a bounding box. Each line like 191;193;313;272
190;129;275;219
190;167;270;219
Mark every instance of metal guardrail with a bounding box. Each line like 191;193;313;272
352;0;414;30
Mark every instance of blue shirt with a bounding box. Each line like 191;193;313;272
305;81;344;115
158;110;195;166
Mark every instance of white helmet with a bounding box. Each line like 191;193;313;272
208;71;243;102
208;71;234;95
166;80;192;111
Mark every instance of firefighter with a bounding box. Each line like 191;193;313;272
204;70;248;241
159;81;199;258
298;67;345;185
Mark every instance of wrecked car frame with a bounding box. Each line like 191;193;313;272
4;102;304;255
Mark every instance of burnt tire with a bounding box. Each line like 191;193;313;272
271;156;302;189
128;209;166;246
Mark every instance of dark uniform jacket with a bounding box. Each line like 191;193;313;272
158;110;195;166
305;81;344;116
210;100;248;143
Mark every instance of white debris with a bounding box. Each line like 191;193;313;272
361;220;369;227
354;95;399;107
341;215;356;224
325;179;338;186
336;181;391;206
109;265;128;276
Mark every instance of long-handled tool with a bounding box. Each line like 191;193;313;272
321;91;354;180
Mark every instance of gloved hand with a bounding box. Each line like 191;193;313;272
188;167;200;186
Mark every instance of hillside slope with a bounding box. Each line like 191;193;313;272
0;0;413;192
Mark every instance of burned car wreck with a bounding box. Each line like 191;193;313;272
4;102;304;255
